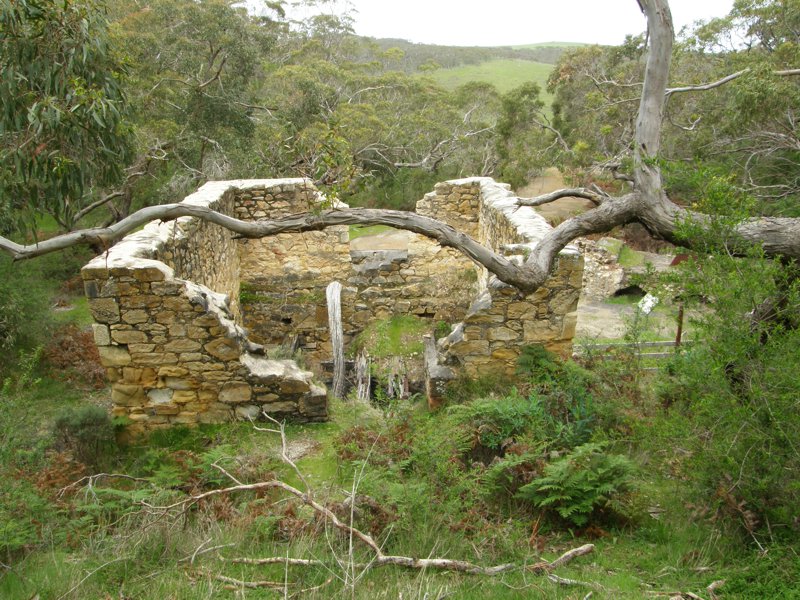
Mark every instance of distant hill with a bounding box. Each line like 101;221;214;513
365;39;591;109
512;41;590;49
424;59;554;100
367;38;579;73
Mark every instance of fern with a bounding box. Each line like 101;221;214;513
447;392;546;450
516;442;635;527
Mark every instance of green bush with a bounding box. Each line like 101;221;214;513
447;392;547;451
649;185;800;535
0;257;50;355
517;442;635;527
52;405;116;468
0;478;60;557
443;372;513;405
516;345;597;447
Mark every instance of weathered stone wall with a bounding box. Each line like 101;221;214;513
416;181;481;239
235;181;352;282
83;175;584;428
238;233;478;371
159;185;241;316
231;180;480;371
233;182;352;368
82;180;328;434
418;178;583;387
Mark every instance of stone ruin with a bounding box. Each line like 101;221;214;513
82;177;583;433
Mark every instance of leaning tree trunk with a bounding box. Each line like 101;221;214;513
2;0;800;284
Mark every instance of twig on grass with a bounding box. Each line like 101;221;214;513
55;556;129;600
177;538;236;564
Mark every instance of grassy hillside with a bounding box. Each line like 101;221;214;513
370;38;572;71
512;41;589;49
425;58;554;104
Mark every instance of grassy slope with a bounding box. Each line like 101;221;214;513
0;390;778;600
426;59;554;101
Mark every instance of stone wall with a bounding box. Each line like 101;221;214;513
83;176;584;428
418;178;583;397
82;180;328;434
416;181;481;239
235;183;479;371
159;185;241;315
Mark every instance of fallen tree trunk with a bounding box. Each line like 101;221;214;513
2;0;799;298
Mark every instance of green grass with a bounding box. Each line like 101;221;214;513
353;315;429;358
0;365;791;599
52;295;93;327
618;244;646;267
349;224;395;240
425;59;554;101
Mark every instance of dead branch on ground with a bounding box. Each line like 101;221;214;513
134;416;595;582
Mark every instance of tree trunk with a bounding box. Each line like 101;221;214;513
3;0;800;292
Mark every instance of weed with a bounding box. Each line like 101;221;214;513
443;372;513;405
352;315;428;358
52;405;116;469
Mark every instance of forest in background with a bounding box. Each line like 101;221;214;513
1;0;800;597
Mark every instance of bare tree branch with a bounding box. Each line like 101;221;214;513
74;142;171;224
145;419;596;580
3;0;799;306
517;188;608;208
665;67;800;99
198;54;227;89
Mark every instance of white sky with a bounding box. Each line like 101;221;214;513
287;0;735;47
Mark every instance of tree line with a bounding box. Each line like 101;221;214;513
1;0;560;234
1;0;798;265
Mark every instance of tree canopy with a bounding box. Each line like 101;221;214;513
1;0;799;286
0;0;132;232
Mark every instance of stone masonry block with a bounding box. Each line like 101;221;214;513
90;298;120;324
92;324;111;346
98;346;131;367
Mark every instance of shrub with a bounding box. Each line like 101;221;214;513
517;442;635;527
516;345;597;447
0;478;60;557
649;191;800;535
447;392;547;452
43;324;106;389
443;372;513;405
52;405;116;468
0;257;50;356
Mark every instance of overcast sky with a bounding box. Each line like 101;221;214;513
287;0;735;47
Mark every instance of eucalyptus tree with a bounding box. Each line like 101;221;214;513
494;81;564;188
250;16;501;201
546;0;800;211
3;0;800;277
0;0;133;232
679;0;800;211
102;0;286;218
